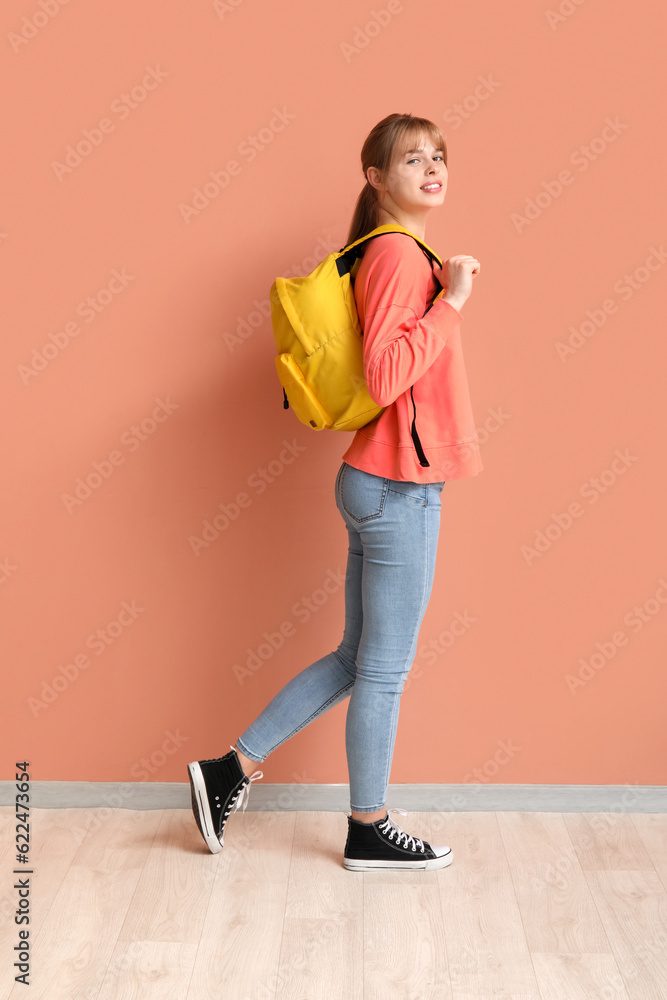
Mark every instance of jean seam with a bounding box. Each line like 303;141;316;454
341;464;389;523
386;488;425;504
257;679;355;758
380;690;402;803
377;504;430;802
234;738;265;764
350;801;387;813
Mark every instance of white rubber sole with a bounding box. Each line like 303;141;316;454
187;761;222;854
343;849;453;872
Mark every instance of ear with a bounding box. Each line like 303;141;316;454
366;166;382;192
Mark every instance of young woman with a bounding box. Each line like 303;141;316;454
188;112;482;870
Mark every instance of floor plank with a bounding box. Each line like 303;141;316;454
365;882;448;1000
631;814;667;892
562;811;655;870
117;809;221;945
437;812;541;999
498;811;611;954
530;952;632;1000
0;807;111;1000
0;806;664;1000
279;812;363;999
186;812;296;1000
7;865;143;999
584;869;667;1000
187;879;289;1000
97;941;199;1000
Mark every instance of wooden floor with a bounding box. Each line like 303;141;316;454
0;806;666;999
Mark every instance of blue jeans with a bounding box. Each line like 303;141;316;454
236;461;446;812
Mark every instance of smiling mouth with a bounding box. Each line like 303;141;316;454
421;183;442;192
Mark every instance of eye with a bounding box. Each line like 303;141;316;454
407;154;443;164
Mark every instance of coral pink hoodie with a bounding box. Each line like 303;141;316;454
341;231;483;483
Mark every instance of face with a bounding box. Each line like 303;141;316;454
368;134;447;215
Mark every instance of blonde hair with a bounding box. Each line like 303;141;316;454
346;113;447;246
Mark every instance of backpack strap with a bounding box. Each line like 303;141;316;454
335;225;442;277
341;227;441;468
410;387;429;467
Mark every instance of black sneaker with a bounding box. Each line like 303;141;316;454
343;807;453;871
187;746;263;854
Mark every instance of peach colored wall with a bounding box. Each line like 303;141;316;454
4;0;665;788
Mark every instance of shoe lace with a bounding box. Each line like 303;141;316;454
379;807;425;853
227;746;263;816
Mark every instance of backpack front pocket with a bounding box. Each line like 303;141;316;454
274;353;331;430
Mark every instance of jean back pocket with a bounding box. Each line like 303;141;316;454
338;463;388;522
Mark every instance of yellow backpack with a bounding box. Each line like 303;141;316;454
270;224;445;466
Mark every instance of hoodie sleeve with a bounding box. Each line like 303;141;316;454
357;235;463;408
